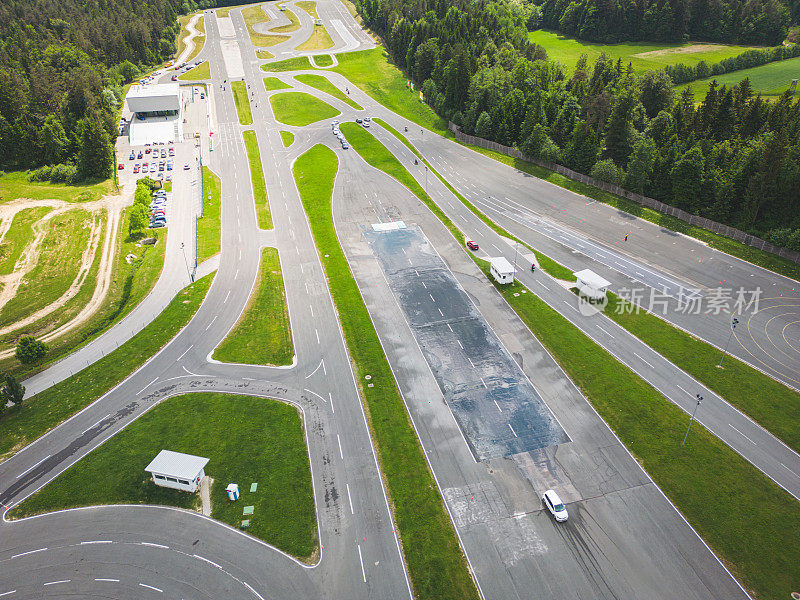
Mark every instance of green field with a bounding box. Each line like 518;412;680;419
269;91;340;126
296;23;334;52
529;30;759;74
0;171;113;204
261;56;314;71
198;166;221;261
231;80;253;125
178;60;210;80
242;3;290;47
263;76;292;90
674;55;800;96
0;274;213;462
295;0;318;18
271;5;301;34
314;54;333;67
280;130;294;146
10;392;318;561
293;74;362;109
294;144;479;600
242;130;272;229
0;207;52;275
213;247;293;365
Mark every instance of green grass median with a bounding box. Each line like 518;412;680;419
242;130;272;229
213;247;293;366
178;61;210;80
261;56;313;71
197;166;221;261
270;91;339;126
280;131;294;147
294;73;362;110
264;76;291;91
0;274;214;462
231;80;252;125
293;144;478;600
10;391;318;562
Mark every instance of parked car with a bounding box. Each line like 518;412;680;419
466;240;479;251
355;118;363;124
341;141;349;149
542;490;568;522
166;173;173;181
118;163;124;170
363;121;370;127
137;151;143;159
133;165;140;173
149;164;156;173
184;163;190;170
129;151;135;160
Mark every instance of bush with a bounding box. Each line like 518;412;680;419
765;228;800;252
28;163;78;184
15;336;48;365
591;158;622;185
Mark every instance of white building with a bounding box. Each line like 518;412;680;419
574;269;611;300
126;83;180;116
145;450;209;493
490;257;515;284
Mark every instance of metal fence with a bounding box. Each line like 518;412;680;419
449;122;800;265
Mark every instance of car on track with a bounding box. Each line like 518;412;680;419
184;163;190;170
118;163;124;170
466;240;479;251
171;75;177;81
542;489;568;522
341;141;349;149
363;120;370;127
355;118;363;124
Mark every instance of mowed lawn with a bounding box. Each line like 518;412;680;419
197;166;221;261
674;55;800;96
0;170;113;203
529;30;760;73
263;76;292;90
231;80;252;125
280;130;294;146
294;73;362;109
270;91;339;126
178;60;210;80
213;247;293;366
242;130;272;229
10;392;318;561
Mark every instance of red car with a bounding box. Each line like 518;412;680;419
118;163;124;170
466;240;479;251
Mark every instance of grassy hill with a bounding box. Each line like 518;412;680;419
674;55;800;97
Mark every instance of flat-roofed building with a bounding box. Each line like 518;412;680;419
126;83;180;116
145;450;209;493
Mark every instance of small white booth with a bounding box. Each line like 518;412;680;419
574;269;611;300
490;257;515;284
226;483;240;501
145;450;209;493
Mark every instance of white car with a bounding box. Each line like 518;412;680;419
542;490;568;522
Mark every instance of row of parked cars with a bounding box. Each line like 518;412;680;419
171;60;203;81
150;190;168;229
331;117;372;149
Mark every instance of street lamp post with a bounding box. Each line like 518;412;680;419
682;394;703;446
180;242;194;282
718;317;740;367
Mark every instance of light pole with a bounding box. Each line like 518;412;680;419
718;317;739;367
682;394;703;446
180;242;194;282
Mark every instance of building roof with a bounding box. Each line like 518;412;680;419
145;450;209;479
573;269;611;289
127;83;180;113
490;256;515;275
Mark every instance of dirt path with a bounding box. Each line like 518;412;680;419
177;13;202;65
0;189;129;358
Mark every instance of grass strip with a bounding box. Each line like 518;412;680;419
10;392;317;561
178;61;210;80
269;91;340;126
377;116;800;453
264;76;291;90
347;120;800;600
482;265;800;600
242;3;289;47
242;130;272;229
0;274;214;462
295;0;318;18
270;5;301;33
294;74;362;109
280;131;294;147
261;56;314;71
213;247;293;365
296;23;334;52
294;144;479;600
185;14;206;62
257;49;275;59
0;207;52;275
231;80;252;125
198;166;221;261
314;54;333;67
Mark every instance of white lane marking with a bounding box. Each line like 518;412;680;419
309;304;314;317
337;434;344;460
508;423;518;438
194;554;222;569
94;578;119;582
447;323;453;332
494;399;502;412
224;290;231;303
457;340;463;350
177;345;193;361
81;540;112;545
421;281;427;289
305;359;325;379
729;424;757;445
303;388;327;403
467;357;475;368
139;583;163;593
43;580;70;586
140;542;169;549
676;385;695;398
780;462;800;478
595;325;613;337
329;392;335;414
438;308;444;317
480;377;487;388
243;581;266;600
0;591;16;597
137;377;159;395
16;456;51;479
414;269;419;277
429;293;435;303
205;315;218;330
536;280;550;291
562;300;578;312
235;268;239;280
11;547;47;558
315;329;320;344
357;544;367;582
346;483;354;514
633;352;655;369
